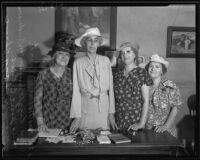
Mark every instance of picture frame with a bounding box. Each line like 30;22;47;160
166;26;195;58
55;7;117;50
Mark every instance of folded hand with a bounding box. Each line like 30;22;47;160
69;118;81;134
154;125;169;133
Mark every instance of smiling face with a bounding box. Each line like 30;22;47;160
54;51;70;67
121;46;135;65
85;35;101;54
148;61;163;78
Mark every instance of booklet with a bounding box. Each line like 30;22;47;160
39;129;62;137
97;135;111;144
108;133;131;144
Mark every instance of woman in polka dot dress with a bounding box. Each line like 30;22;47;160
34;42;73;132
113;42;153;131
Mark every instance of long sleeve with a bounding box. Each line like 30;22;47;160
108;62;115;113
34;72;43;118
70;60;82;118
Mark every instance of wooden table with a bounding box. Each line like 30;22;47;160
3;129;186;159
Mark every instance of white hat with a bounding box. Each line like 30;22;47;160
149;54;169;68
75;27;102;47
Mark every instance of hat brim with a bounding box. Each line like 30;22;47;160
75;34;103;47
151;60;169;68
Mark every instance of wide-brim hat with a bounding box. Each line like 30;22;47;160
149;54;169;68
75;27;103;47
119;42;140;53
48;42;71;56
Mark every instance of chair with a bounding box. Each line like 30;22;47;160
187;94;196;117
177;94;196;155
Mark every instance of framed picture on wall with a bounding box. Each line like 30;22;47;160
166;26;195;58
55;7;117;50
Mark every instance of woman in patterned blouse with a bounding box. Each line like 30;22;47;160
113;42;153;131
34;42;73;132
145;54;182;137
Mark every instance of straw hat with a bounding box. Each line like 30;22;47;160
75;27;103;47
149;54;169;68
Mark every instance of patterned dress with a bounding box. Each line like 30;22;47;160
34;67;73;130
146;80;182;138
113;67;153;129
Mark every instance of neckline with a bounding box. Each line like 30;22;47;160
123;66;138;77
49;67;65;79
87;54;98;65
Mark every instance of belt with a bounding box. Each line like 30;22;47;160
81;91;108;112
81;91;108;100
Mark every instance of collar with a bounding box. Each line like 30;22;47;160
87;53;99;65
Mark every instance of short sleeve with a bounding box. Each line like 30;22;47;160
139;68;153;86
168;82;183;108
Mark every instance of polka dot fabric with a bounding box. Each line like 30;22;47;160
113;67;153;129
34;67;73;130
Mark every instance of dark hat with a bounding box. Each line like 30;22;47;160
119;42;140;53
48;42;72;56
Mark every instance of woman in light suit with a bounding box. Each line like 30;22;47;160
69;27;118;133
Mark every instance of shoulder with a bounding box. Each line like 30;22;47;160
135;67;148;75
36;68;50;81
98;55;110;64
38;68;49;76
73;56;87;66
113;68;123;77
65;67;71;74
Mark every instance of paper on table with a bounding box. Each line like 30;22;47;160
45;135;76;143
39;129;62;137
97;135;111;144
100;130;112;135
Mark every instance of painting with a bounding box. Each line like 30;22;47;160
55;7;117;50
166;26;195;58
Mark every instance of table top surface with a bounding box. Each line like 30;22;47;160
11;129;183;148
4;129;185;157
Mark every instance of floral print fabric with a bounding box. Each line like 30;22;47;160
34;67;73;130
146;80;182;137
113;67;153;129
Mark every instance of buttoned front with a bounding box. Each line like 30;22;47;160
70;55;115;130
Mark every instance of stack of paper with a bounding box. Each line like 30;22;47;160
14;130;38;145
39;129;62;138
97;135;111;144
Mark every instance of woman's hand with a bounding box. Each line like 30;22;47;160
38;123;49;132
108;113;118;130
37;117;48;132
128;123;144;131
154;124;170;133
69;118;81;134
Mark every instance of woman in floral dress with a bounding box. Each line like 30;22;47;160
145;54;182;137
34;42;73;132
113;42;153;131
